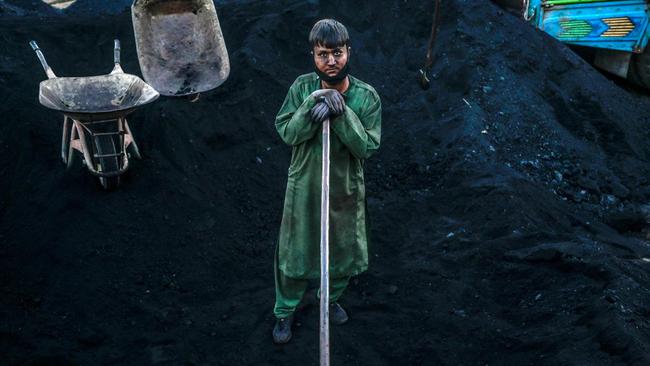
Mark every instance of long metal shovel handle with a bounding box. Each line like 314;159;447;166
418;0;441;90
29;41;57;79
320;118;331;366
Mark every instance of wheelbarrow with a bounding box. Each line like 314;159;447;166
132;0;230;101
30;39;159;190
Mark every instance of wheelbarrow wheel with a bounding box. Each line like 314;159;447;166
93;134;121;191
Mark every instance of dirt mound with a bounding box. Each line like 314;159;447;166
2;1;650;365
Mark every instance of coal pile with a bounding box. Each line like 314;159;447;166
2;0;650;365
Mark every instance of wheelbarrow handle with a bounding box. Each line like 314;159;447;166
114;39;121;64
29;40;56;79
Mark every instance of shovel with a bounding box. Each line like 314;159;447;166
131;0;230;100
320;118;331;366
418;0;441;90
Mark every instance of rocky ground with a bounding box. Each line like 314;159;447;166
2;0;650;365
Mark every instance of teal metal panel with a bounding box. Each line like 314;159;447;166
528;0;650;52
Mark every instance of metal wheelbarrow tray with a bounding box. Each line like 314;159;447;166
38;72;158;122
132;0;230;98
30;40;159;190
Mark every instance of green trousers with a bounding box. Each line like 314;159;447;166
274;246;350;319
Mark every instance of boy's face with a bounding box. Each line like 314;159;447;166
313;44;349;78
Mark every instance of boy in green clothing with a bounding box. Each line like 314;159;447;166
273;19;382;344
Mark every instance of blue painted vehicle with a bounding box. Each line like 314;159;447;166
524;0;650;87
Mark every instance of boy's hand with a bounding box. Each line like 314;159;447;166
311;89;345;116
310;102;330;124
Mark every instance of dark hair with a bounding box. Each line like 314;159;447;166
309;19;349;48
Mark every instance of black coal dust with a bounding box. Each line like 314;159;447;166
2;0;650;365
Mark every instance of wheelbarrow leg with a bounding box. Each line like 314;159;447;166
123;118;142;160
75;121;95;172
61;116;71;164
66;119;80;171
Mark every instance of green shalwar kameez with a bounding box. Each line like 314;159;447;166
274;72;381;318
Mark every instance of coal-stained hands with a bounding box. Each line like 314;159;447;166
310;102;331;124
309;89;345;124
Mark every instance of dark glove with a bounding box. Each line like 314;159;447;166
310;102;330;124
311;89;345;116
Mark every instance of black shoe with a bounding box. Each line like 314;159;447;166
272;315;294;344
330;303;349;325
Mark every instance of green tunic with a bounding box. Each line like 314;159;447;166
275;72;382;279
